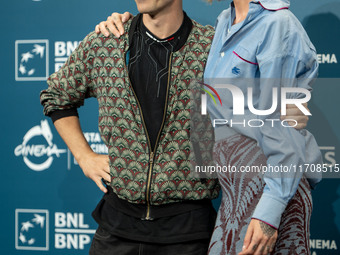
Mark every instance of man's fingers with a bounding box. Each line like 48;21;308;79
98;154;110;172
96;12;131;38
109;13;125;36
99;21;110;37
102;171;111;183
110;13;125;35
78;153;110;192
107;15;121;38
87;168;110;187
94;177;108;193
122;11;132;23
106;165;110;174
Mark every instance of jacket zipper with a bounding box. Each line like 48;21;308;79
124;52;174;220
144;52;173;220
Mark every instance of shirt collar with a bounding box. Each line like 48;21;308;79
228;1;264;27
228;0;289;26
255;0;290;11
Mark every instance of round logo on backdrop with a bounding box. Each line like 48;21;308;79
14;120;66;171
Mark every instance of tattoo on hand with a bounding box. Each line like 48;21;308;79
260;246;265;253
252;244;258;251
260;221;276;237
271;243;276;250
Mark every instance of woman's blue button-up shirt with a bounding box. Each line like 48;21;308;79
204;0;322;228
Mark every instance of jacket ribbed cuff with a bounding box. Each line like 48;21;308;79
50;108;79;123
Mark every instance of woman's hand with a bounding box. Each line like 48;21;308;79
281;103;309;130
239;219;278;255
95;12;133;38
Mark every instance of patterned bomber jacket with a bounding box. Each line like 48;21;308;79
40;18;220;208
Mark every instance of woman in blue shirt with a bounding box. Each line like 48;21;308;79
204;0;321;254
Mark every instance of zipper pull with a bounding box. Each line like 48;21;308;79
150;151;154;164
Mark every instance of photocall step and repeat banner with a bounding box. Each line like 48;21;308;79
1;0;339;254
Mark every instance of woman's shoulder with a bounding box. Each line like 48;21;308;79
256;9;316;63
265;9;315;50
261;8;303;33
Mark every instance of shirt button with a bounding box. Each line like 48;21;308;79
221;52;225;57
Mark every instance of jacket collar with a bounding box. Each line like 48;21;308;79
128;14;141;46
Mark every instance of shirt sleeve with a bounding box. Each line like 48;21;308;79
40;32;96;117
250;25;322;228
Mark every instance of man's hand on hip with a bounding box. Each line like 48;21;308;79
78;152;111;193
53;116;111;193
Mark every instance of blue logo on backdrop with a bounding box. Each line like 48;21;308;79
15;209;49;251
15;40;49;81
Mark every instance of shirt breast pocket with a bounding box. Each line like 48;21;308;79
230;46;258;78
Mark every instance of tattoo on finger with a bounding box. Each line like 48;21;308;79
271;243;276;250
260;246;265;253
252;244;258;251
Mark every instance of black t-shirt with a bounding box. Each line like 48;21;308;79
92;13;217;244
92;187;217;244
128;13;189;150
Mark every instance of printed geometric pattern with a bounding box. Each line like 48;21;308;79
40;20;219;205
209;134;312;255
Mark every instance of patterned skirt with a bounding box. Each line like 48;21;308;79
208;134;312;255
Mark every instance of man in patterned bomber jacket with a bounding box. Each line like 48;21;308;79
40;1;309;254
41;1;219;254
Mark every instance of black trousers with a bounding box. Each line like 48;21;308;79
89;226;210;255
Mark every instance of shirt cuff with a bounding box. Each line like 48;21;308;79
50;108;79;123
251;193;287;229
